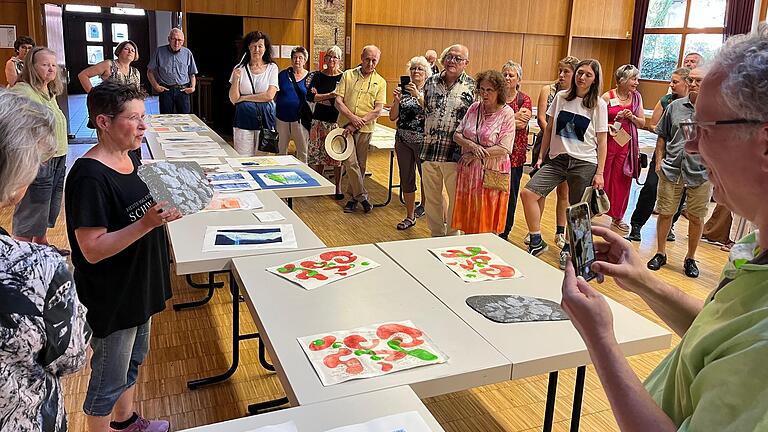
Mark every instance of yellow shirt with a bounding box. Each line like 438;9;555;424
13;82;68;158
335;67;386;133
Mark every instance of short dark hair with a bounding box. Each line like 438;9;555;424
565;59;603;109
475;69;507;106
14;36;35;53
240;31;273;67
291;46;308;61
87;81;146;127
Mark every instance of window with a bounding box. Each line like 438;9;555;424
638;0;726;80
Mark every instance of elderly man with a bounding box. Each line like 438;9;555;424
682;51;704;69
335;45;386;214
425;49;439;75
646;67;711;278
561;25;768;431
420;44;475;236
147;28;198;114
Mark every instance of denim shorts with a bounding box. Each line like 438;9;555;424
525;153;597;205
83;320;151;417
12;155;66;237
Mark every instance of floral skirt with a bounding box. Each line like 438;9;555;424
307;120;341;167
451;159;510;234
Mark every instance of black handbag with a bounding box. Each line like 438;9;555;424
243;66;279;154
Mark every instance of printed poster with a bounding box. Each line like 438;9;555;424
202;224;297;252
267;249;380;290
429;245;523;282
298;320;446;386
137;161;212;216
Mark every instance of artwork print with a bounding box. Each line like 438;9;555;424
257;171;306;186
466;295;569;323
556;110;591;142
137;161;212;216
202;224;297;252
298;321;446;386
249;168;320;189
429;245;523;282
267;250;380;290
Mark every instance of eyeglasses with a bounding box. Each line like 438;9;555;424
679;118;762;142
478;87;497;94
108;113;147;124
409;66;425;71
444;54;466;63
685;77;703;84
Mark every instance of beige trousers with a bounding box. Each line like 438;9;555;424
421;161;459;237
276;119;309;163
342;131;372;202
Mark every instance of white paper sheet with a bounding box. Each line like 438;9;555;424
225;156;302;168
323;411;431;432
210;180;261;193
164;148;229;158
202;224;297;252
429;245;523;282
266;249;380;290
167;157;223;166
206;172;250;183
202;192;264;212
298;320;446;386
253;211;285;222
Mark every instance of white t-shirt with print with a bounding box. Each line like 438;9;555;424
229;62;279;95
546;91;608;164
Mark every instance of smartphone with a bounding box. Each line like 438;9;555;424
399;75;411;91
566;202;597;281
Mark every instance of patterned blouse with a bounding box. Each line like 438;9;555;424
108;60;141;90
0;236;91;432
420;71;476;162
455;101;516;173
506;91;532;168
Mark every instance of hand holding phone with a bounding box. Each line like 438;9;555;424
566;202;597;281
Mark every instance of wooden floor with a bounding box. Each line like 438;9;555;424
1;145;729;432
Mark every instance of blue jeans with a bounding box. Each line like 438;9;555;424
83;320;151;417
158;87;191;114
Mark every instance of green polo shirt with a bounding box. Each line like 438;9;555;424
13;82;68;158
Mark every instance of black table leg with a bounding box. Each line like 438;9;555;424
248;397;290;415
185;273;224;289
286;197;293;209
542;371;558;432
373;151;396;207
570;366;587;432
174;272;221;311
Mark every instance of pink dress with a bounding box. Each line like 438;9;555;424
451;102;516;234
604;89;634;220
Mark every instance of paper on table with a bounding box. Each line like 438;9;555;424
266;249;380;290
298;320;446;386
253;211;285;222
323;411;431;432
137;161;213;216
202;224;297;252
210;180;261;193
169;157;223;166
202;192;264;212
243;420;298;432
179;125;209;132
200;164;235;174
149;126;176;133
225;155;302;168
429;245;523;282
164;148;229;158
206;171;250;183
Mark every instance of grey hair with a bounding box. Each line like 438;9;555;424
168;27;183;38
711;23;768;122
406;56;433;78
326;45;342;59
0;89;57;205
502;61;523;88
614;64;640;85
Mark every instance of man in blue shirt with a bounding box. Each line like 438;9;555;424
147;28;198;114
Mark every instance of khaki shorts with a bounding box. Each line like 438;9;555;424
657;174;712;219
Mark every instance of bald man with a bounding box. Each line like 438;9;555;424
147;28;198;114
425;49;439;74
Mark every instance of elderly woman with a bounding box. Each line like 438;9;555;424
229;31;279;156
390;55;431;230
276;46;310;162
561;26;768;432
601;64;645;233
451;70;515;234
65;81;180;432
306;45;344;198
498;61;532;240
11;47;69;255
4;35;34;87
0;89;90;432
77;40;141;92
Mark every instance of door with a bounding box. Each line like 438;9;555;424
63;7;150;94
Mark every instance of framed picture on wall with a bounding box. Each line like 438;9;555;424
112;23;129;43
85;22;102;42
0;25;17;49
87;46;104;64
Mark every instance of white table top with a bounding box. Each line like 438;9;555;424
376;234;671;380
166;190;326;275
178;386;444;431
246;164;336;199
370;123;396;151
144;114;240;160
231;244;511;406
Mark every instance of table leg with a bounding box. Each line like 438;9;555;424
286;198;293;209
373;150;396;207
570;366;587;432
542;371;558;432
248;397;290;415
185;273;224;289
174;272;221;311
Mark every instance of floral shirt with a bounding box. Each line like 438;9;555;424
0;236;91;432
420;71;476;162
455;101;515;173
506;91;532;168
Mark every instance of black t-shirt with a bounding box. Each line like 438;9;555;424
64;152;171;338
306;72;343;123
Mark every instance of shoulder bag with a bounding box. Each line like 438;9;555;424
288;68;313;131
476;106;510;192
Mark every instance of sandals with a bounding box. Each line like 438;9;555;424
396;217;416;230
612;219;630;233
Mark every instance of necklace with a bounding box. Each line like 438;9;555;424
616;89;631;101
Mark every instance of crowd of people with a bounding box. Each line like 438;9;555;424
1;22;766;432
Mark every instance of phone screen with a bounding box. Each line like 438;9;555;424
566;203;597;281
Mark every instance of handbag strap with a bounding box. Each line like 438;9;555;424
287;68;307;108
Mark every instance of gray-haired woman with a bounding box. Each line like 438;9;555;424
0;88;90;432
390;55;431;229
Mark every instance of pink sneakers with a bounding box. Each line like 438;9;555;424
112;414;170;432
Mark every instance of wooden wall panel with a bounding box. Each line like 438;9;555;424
521;34;565;84
0;0;29;87
570;0;604;38
244;17;306;69
638;80;668;110
601;0;633;39
571;37;622;91
398;0;445;29
353;0;401;26
527;0;571;35
481;32;524;73
487;0;530;33
444;0;489;31
185;0;307;19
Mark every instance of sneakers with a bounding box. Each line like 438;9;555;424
111;413;169;432
524;233;531;245
361;200;373;213
554;233;567;249
498;232;509;241
559;249;569;270
684;258;699;278
528;239;549;257
414;205;426;218
625;225;641;242
647;253;667;271
343;201;357;213
667;228;676;242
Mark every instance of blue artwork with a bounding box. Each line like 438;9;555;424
248;168;320;189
